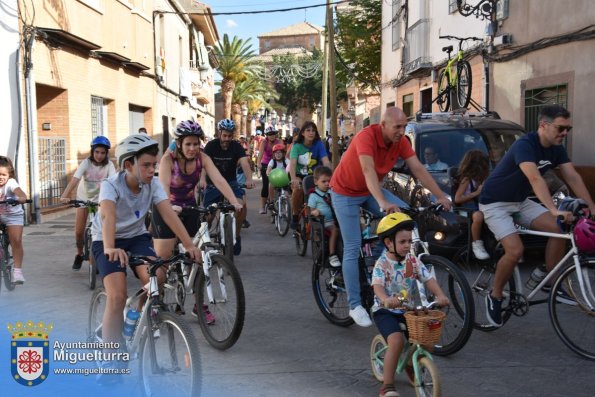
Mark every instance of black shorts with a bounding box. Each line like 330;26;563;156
373;308;408;341
151;206;200;239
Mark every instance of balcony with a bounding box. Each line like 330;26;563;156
403;19;432;76
189;60;213;105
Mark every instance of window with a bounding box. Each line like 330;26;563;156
524;84;568;133
449;0;463;14
403;94;414;117
309;37;315;49
392;0;402;51
91;96;106;138
265;40;271;50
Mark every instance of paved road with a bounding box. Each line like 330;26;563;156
1;183;593;397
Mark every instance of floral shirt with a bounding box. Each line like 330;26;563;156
371;252;432;313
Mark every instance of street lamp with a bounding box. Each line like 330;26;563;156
271;109;278;128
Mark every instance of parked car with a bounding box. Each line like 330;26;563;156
384;112;567;257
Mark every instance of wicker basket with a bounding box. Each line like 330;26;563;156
404;310;446;349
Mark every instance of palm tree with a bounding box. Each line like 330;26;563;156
213;34;257;120
231;77;279;136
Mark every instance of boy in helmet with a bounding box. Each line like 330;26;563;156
91;134;201;384
372;213;449;397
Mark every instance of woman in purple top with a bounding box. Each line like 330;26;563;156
256;126;283;214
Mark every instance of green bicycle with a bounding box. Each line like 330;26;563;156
434;35;482;112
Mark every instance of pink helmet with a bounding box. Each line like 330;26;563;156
574;217;595;253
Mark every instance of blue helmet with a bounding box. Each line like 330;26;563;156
91;136;111;149
175;120;204;139
217;119;236;132
265;126;278;135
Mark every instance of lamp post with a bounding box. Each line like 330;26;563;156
241;103;248;136
315;103;322;124
271;109;278;129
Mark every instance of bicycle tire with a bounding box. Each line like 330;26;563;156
87;288;107;342
452;247;515;331
139;311;201;397
310;221;325;266
1;235;15;291
194;253;245;350
421;255;474;356
296;214;308;256
549;261;595;360
312;260;353;327
85;227;96;290
456;60;472;109
437;69;451;112
276;196;291;237
222;214;234;263
369;334;386;382
415;356;441;397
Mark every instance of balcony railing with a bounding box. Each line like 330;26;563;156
403;19;432;75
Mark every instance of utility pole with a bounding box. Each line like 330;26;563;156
321;1;330;140
327;1;339;169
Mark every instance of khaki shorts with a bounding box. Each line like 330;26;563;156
479;199;548;241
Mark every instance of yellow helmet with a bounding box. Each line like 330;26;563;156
376;213;415;238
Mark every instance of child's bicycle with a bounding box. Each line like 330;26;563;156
87;253;201;396
0;198;31;291
67;200;99;289
268;185;291;237
370;302;445;397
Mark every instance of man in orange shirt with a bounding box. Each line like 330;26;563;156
330;107;452;327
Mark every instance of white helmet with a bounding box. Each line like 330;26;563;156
116;134;158;167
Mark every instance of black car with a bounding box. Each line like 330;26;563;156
384;112;566;257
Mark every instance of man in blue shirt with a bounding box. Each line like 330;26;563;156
479;105;595;327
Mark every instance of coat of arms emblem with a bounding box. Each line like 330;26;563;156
7;320;52;386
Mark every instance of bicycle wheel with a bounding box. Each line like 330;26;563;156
421;255;474;356
194;253;245;350
456;60;472;110
276;196;291;237
222;214;234;262
452;247;515;331
437;69;451;112
1;236;15;291
295;214;308;256
370;334;386;382
311;221;324;266
312;261;353;326
85;227;97;290
87;288;107;342
139;311;201;397
549;261;595;360
414;356;441;397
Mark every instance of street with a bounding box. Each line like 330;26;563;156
0;184;593;397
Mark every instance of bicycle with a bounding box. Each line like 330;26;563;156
433;35;482;112
0;198;31;291
168;203;246;350
370;302;445;397
87;253;201;396
452;200;595;360
293;176;315;256
67;200;99;289
268;185;291;237
202;192;237;263
311;205;474;356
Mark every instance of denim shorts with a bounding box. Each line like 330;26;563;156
0;212;24;226
92;234;156;278
202;181;245;207
373;308;408;341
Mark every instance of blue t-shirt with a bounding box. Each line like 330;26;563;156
307;187;334;222
289;141;328;178
480;132;570;204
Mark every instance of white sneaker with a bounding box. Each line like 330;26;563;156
472;240;490;260
348;305;372;327
328;254;341;268
12;269;25;284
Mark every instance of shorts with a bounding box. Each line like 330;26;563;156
92;234;156;278
479;198;548;241
324;220;336;229
151;205;200;239
373;308;408;341
202;181;245;207
0;212;24;226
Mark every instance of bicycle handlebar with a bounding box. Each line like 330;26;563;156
0;198;32;206
67;199;99;208
128;252;190;274
182;202;237;215
439;35;483;42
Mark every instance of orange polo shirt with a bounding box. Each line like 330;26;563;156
330;124;415;196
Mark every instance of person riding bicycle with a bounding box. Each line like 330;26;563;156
330;107;451;327
201;119;254;255
91;134;201;384
372;212;449;397
257;126;283;214
266;142;289;201
60;136;116;270
479;105;595;327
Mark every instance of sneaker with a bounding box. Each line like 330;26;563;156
485;292;504;327
242;219;251;228
12;269;25;285
379;385;400;397
72;254;84;271
472;240;490;260
233;235;242;256
349;305;372;327
192;304;215;324
259;207;266;214
541;285;576;305
328;254;341;268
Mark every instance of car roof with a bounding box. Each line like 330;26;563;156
406;113;524;134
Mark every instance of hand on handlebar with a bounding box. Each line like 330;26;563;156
181;244;201;262
380;200;401;214
244;180;255;189
60;197;70;204
232;202;244;213
554;210;574;224
433;295;450;308
436;196;452;211
171;204;182;214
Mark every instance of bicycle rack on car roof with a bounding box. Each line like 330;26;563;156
414;110;501;122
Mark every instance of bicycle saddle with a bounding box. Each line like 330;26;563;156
442;45;453;53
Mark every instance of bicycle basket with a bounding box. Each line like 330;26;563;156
404;310;446;350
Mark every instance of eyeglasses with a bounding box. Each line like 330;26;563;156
546;121;573;133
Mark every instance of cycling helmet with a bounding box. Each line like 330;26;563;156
265;126;278;135
269;168;290;188
574;217;595;253
256;130;262;136
91;136;111;149
217;119;236;132
272;143;286;153
376;213;415;239
175;120;204;139
115;134;159;167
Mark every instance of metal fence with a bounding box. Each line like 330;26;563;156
524;84;568;132
38;137;67;208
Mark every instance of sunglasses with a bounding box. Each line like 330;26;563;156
546;121;572;133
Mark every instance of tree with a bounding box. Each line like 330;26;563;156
213;34;258;119
231;76;279;136
335;0;382;91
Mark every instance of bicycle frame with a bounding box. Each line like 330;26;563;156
442;49;465;88
372;337;434;386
